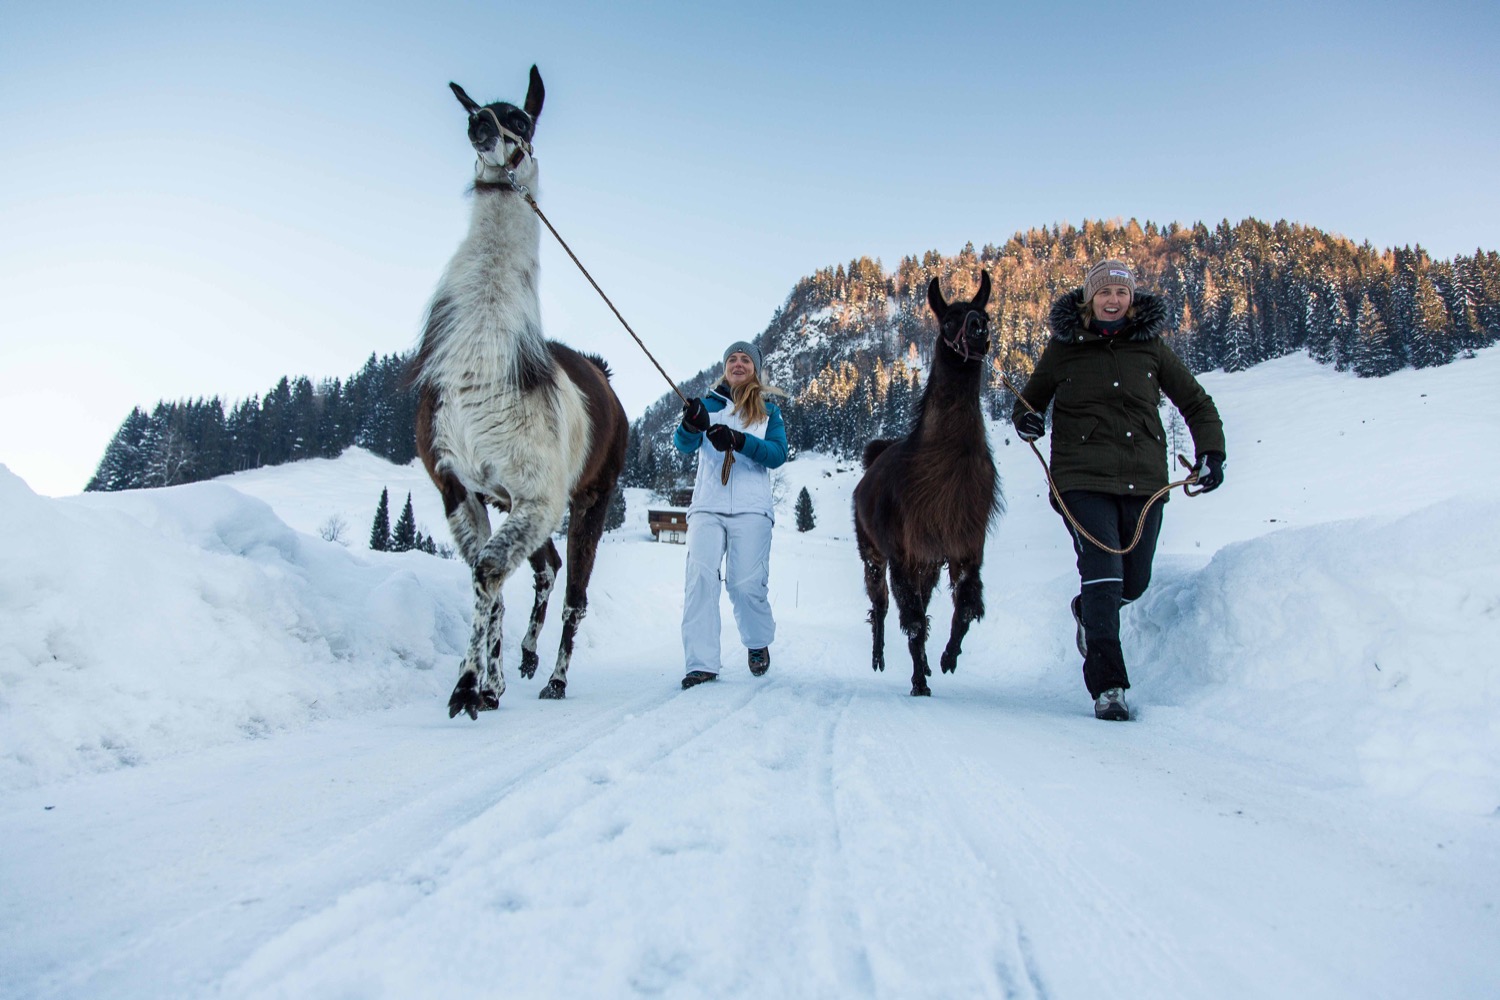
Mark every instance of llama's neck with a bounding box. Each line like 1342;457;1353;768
914;360;986;445
422;183;551;389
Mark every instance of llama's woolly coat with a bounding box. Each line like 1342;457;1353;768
1011;289;1226;498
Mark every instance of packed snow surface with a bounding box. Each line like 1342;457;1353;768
2;349;1499;998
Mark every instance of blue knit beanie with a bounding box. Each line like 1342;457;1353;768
723;341;762;374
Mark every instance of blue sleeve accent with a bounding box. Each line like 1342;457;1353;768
673;423;703;455
739;403;788;469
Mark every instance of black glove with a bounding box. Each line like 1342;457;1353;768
1015;410;1045;442
705;424;744;453
1193;452;1225;492
681;397;711;433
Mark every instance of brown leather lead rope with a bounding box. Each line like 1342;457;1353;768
1002;372;1201;556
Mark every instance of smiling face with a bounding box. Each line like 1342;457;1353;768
1090;283;1133;323
724;351;756;387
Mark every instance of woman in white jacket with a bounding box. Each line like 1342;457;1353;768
673;341;789;688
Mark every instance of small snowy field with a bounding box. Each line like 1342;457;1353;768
2;350;1499;998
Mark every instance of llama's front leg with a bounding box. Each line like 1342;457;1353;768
520;542;562;679
449;573;505;719
441;475;501;720
891;562;939;696
462;496;563;701
939;560;984;674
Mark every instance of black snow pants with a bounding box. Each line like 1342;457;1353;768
1054;490;1164;698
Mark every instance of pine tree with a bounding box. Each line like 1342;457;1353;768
369;487;392;551
391;492;417;552
86;406;153;491
1410;273;1455;368
604;485;626;531
795;486;816;532
1353;295;1401;377
1220;286;1253;372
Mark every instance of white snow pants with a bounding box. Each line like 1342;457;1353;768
682;511;776;674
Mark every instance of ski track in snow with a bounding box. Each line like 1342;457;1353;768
4;350;1500;997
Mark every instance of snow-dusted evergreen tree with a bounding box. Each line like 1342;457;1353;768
1410;273;1456;368
1353;295;1402;377
369;488;392;551
882;362;913;436
391;492;417;552
86;407;153;491
795;486;816;532
1220;287;1253;372
605;486;626;531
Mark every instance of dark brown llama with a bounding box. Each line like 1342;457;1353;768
853;271;1002;696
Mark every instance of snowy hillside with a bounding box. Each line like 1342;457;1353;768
3;349;1499;997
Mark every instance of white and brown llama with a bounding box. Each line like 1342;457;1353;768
412;66;628;718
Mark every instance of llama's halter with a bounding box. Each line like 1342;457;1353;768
1003;372;1202;555
471;107;534;172
944;310;990;363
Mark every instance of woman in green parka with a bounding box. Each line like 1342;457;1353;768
1012;259;1226;721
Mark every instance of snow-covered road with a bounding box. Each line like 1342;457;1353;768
5;653;1495;999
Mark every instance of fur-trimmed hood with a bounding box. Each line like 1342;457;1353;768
1047;288;1170;343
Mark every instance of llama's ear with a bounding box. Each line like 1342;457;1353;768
974;270;992;310
927;277;947;318
524;65;545;121
450;82;481;115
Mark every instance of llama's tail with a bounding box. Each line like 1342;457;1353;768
862;439;895;470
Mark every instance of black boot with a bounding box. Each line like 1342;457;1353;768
681;670;718;690
748;647;770;677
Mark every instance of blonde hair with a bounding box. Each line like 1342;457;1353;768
724;367;786;426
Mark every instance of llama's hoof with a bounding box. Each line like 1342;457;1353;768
448;680;483;721
872;655;885;672
939;651;959;674
539;679;566;700
519;649;539;679
910;682;932;697
479;688;501;711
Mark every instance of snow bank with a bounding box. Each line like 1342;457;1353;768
1129;498;1500;814
0;466;468;791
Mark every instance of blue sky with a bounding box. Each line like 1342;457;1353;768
2;0;1497;495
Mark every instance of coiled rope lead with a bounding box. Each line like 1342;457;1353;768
1002;372;1202;556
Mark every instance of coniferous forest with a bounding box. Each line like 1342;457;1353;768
87;352;416;492
87;218;1500;496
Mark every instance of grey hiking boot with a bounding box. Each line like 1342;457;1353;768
748;646;770;677
681;670;718;690
1070;595;1087;659
1094;687;1130;721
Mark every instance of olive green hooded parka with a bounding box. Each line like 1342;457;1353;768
1011;288;1226;498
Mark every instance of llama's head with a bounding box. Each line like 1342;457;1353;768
927;271;992;363
450;66;545;182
